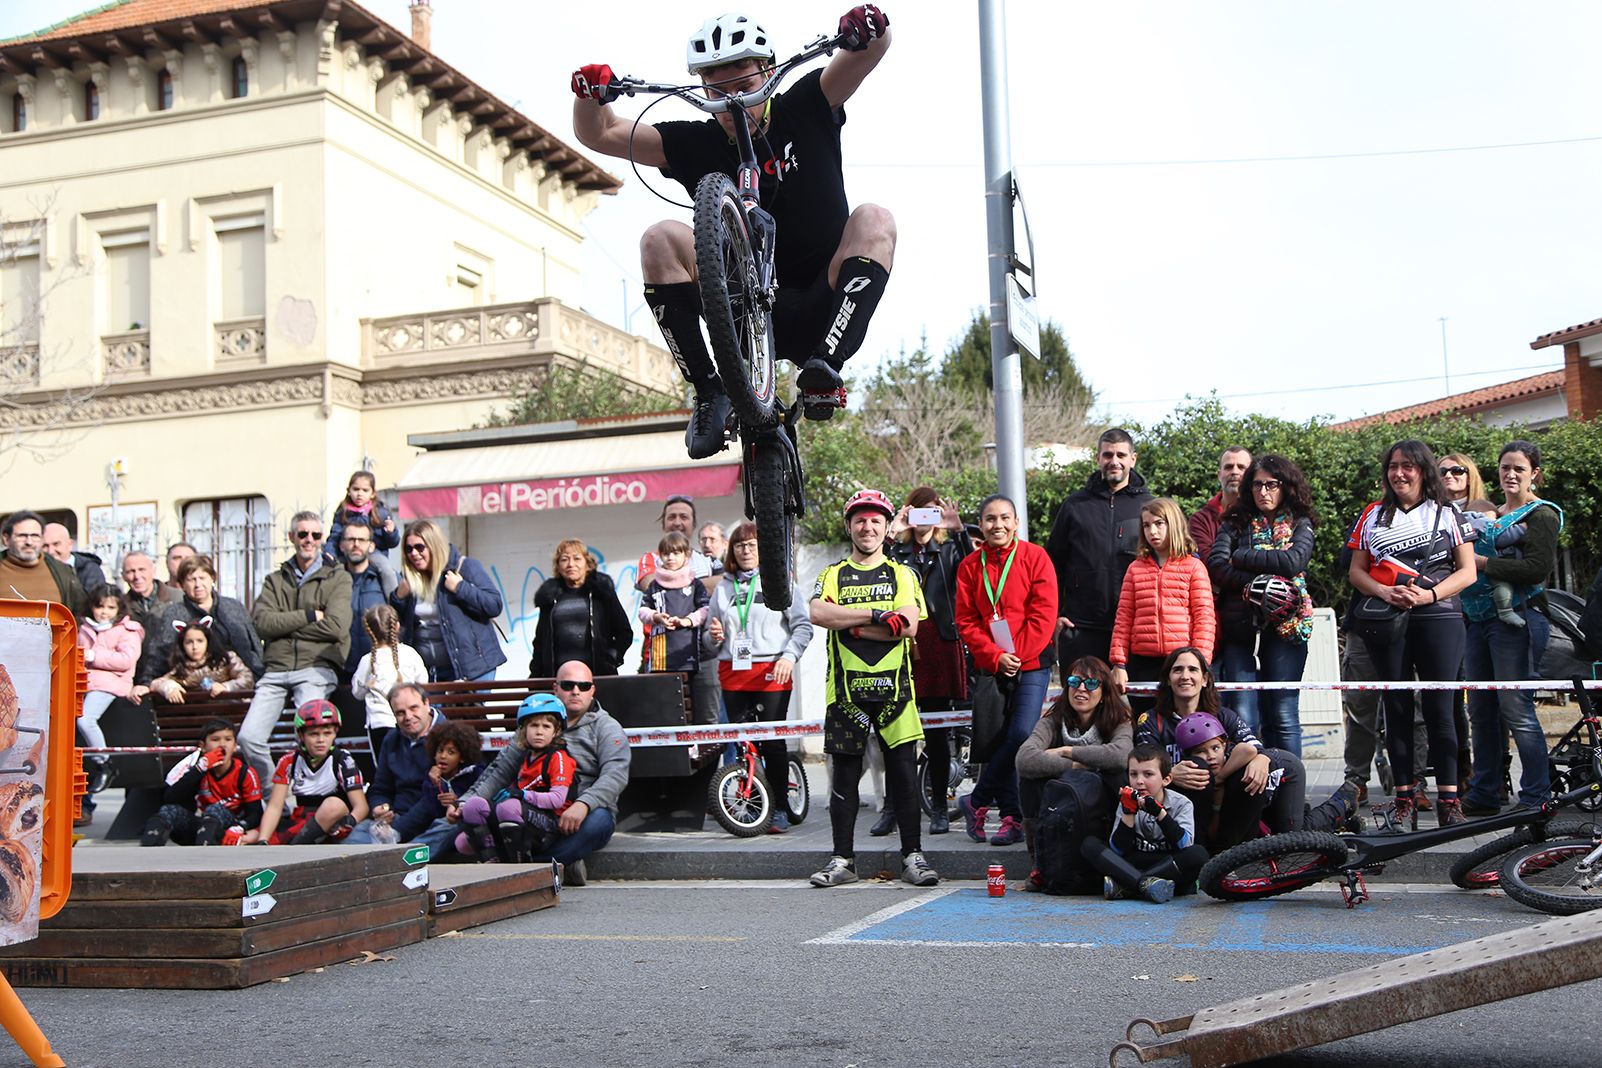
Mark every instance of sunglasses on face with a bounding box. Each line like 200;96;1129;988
1440;466;1468;477
293;530;323;541
1065;675;1102;692
405;543;427;554
557;680;594;692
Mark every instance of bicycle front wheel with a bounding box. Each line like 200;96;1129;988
785;755;810;824
1199;832;1350;902
1499;837;1602;915
694;172;778;432
708;763;773;837
1448;816;1602;889
745;440;795;610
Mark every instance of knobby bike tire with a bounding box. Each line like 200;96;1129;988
1498;837;1602;915
746;441;795;610
785;755;810;824
693;172;778;433
1199;831;1351;902
1448;816;1602;889
708;762;773;837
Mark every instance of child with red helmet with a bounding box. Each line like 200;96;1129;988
455;693;575;862
258;699;368;845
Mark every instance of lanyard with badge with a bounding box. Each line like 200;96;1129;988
982;543;1018;653
730;576;758;670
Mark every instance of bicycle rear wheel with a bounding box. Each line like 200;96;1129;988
1448;816;1602;889
785;755;810;824
1199;831;1351;902
745;439;795;610
1499;837;1602;915
694;172;778;432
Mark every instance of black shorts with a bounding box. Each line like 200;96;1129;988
772;266;835;362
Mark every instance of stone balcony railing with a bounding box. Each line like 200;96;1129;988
360;297;678;395
1;343;40;387
101;330;151;378
216;317;268;365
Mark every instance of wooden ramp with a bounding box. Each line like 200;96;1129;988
0;844;431;989
427;863;560;936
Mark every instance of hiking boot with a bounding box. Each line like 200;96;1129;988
1355;782;1369;807
809;856;860;888
1104;876;1128;901
900;851;939;887
1389;793;1417;833
957;794;988;843
1021;869;1045;893
1414;781;1433;812
989;815;1024;847
869;808;896;836
1437;797;1467;827
797;358;847;420
1139;877;1176;904
685;391;732;459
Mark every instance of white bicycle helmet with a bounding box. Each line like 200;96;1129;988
687;13;774;73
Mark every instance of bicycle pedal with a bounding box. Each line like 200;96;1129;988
801;386;847;420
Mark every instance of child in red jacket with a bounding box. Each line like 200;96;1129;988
1110;498;1216;712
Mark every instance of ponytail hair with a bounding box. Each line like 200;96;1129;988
363;603;403;678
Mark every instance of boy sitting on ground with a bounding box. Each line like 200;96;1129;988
1081;744;1209;903
141;718;263;846
257;700;369;845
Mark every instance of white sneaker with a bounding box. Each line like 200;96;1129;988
809;856;860;888
900;850;939;887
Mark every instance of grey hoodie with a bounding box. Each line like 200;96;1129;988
706;571;813;664
463;699;632;815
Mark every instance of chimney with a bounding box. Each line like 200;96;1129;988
409;0;432;51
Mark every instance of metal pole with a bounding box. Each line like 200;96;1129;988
979;0;1029;537
1439;316;1451;394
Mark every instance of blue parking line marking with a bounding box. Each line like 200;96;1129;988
824;889;1469;955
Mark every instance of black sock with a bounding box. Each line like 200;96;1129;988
644;282;720;393
814;258;890;367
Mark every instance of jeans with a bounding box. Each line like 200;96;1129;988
1465;609;1552;808
969;666;1052;819
79;691;114;751
541;806;617;865
1256;632;1309;757
239;667;338;785
1216;636;1260;736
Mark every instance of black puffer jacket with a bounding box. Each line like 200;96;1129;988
1044;469;1154;629
886;530;973;642
527;571;634;677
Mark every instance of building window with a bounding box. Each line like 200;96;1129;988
84;81;99;120
0;246;41;347
156;69;173;111
230;56;248;99
182;496;274;604
216;221;266;321
101;233;151;333
9;94;24;132
454;265;483;307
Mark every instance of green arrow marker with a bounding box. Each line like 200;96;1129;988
403;845;429;866
245;869;277;896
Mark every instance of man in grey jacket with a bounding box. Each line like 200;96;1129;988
453;659;631;884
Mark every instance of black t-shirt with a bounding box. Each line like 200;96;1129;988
655;69;849;285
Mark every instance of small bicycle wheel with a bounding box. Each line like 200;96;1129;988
1499;837;1602;915
1200;831;1351;902
746;440;795;610
694;172;778;432
784;755;810;824
708;763;772;837
1448;816;1602;889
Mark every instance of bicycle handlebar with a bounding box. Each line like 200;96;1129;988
609;31;848;114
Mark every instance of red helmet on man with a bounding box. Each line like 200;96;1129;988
843;489;894;523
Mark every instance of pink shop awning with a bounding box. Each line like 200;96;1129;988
396;430;742;519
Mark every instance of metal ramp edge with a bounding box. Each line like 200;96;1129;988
1111;907;1602;1067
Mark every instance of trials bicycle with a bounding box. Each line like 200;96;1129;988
603;30;855;611
1198;677;1602;910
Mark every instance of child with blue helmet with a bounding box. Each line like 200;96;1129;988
456;692;575;862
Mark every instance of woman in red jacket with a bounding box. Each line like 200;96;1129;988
1109;497;1216;712
955;494;1059;847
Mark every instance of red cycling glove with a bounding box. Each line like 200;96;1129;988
870;609;907;637
1119;786;1139;814
203;746;229;770
839;5;890;51
571;63;618;103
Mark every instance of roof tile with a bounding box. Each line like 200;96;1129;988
1330;370;1566;431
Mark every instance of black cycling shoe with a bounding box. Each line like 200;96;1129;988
685;392;733;459
797;358;846;420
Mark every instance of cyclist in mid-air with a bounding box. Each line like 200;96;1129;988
571;7;896;459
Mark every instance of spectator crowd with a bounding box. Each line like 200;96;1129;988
0;430;1584;893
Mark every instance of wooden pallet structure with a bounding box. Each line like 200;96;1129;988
0;846;559;989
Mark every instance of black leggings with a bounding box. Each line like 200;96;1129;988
829;740;921;859
723;690;792;807
1180;749;1308;853
1081;837;1209;895
1361;612;1465;791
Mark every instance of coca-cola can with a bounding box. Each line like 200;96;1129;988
987;863;1006;897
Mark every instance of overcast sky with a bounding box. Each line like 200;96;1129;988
8;0;1599;427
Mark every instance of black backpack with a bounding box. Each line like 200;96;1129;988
1034;769;1114;895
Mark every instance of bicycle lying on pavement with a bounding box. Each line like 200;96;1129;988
1199;677;1602;909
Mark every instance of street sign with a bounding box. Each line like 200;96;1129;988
245;870;276;896
242;893;277;918
1006;275;1040;360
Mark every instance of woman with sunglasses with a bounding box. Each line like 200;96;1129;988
392;519;506;682
1207;454;1318;756
1015;657;1132;886
1437;454;1486;510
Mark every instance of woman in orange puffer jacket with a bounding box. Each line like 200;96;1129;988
1109;497;1216;712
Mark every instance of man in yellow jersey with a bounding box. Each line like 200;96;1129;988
808;489;937;887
